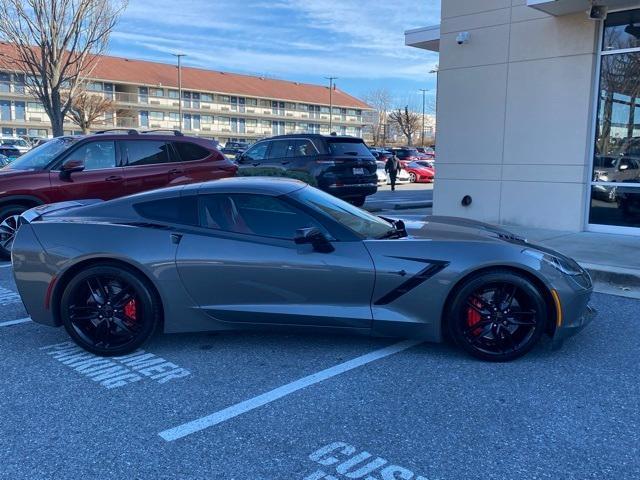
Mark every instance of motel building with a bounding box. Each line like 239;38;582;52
406;0;640;235
0;43;370;146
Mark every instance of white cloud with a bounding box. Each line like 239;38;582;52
112;0;440;82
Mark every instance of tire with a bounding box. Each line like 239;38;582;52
409;172;417;183
350;196;366;207
60;264;160;356
0;204;27;259
446;270;548;362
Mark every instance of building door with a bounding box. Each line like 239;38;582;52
588;8;640;233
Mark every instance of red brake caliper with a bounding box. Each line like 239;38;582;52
124;299;137;322
467;298;483;335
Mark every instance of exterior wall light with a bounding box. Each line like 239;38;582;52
456;32;470;45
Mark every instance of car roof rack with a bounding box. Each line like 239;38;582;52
140;129;184;136
94;128;140;135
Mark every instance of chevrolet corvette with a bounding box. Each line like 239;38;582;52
11;178;595;361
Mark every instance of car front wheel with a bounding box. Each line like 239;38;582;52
409;172;417;183
447;270;548;362
0;205;26;259
60;264;160;356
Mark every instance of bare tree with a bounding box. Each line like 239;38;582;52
0;0;127;137
389;106;421;146
363;88;393;146
64;89;114;133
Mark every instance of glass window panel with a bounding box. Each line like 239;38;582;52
590;185;640;227
593;52;640;184
124;140;170;166
66;141;116;171
603;9;640;52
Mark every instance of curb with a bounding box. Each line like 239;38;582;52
579;262;640;299
364;201;433;213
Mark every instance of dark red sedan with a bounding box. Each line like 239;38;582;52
0;129;237;258
404;161;435;183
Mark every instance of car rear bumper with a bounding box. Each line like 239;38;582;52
324;183;378;199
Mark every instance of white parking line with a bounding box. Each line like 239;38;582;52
0;317;31;327
159;339;422;442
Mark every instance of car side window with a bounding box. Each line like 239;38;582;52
289;140;315;158
173;142;210;162
64;141;116;171
244;142;268;162
134;196;198;225
123;140;170;166
267;140;289;161
199;193;326;240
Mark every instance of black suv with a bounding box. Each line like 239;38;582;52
235;134;377;206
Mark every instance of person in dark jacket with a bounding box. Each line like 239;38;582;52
385;155;402;191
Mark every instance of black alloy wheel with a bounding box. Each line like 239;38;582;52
448;271;547;361
0;205;26;259
60;265;160;356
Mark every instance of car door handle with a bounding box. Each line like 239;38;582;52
168;169;183;175
105;175;123;182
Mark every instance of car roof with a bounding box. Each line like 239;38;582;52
193;176;307;196
265;134;364;142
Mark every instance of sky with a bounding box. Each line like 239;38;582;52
108;0;441;111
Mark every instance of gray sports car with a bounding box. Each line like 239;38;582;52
11;178;595;361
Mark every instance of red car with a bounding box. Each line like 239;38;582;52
404;161;435;183
0;129;237;258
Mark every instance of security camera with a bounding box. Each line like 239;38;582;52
588;5;608;21
456;32;470;45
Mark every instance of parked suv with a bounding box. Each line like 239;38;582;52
0;129;237;258
235;134;377;206
0;136;31;155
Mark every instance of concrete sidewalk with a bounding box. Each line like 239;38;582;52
504;225;640;298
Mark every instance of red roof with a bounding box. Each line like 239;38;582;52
0;42;370;109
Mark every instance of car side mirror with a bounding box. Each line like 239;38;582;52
294;227;334;253
60;159;85;179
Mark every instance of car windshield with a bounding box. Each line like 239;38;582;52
292;186;394;239
396;149;419;158
1;138;29;147
594;156;617;169
327;139;374;157
4;137;78;171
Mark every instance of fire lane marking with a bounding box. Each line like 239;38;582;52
159;339;423;442
0;317;31;327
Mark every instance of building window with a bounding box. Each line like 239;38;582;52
272;101;285;116
0;72;10;92
0;100;11;120
202;115;213;123
14;101;25;121
149;111;164;121
192;92;200;109
182;91;192;108
246;98;257;107
139;111;149;127
272;120;285;135
168;90;179;99
193;114;201;130
138;87;149;104
589;8;640;230
150;88;164;97
201;93;213;103
231;118;245;133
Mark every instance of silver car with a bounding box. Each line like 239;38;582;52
11;178;595;361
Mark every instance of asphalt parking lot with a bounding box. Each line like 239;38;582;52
1;254;639;479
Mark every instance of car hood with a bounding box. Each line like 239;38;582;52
401;215;526;244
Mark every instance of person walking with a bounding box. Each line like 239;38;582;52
385;154;402;191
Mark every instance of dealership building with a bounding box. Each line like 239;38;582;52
0;43;370;145
407;0;640;235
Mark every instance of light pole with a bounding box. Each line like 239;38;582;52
325;76;337;133
173;53;186;131
419;88;428;146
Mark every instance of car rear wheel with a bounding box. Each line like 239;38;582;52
60;264;160;356
408;172;417;183
447;270;547;362
0;204;26;259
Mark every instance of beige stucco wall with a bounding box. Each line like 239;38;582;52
434;0;598;231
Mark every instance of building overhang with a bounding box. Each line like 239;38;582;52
527;0;640;16
405;25;440;52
